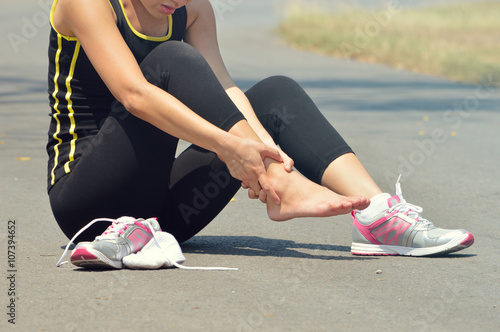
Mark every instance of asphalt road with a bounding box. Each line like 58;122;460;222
1;0;499;331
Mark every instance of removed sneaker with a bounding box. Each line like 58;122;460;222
56;217;161;269
123;231;186;269
351;176;474;256
123;231;238;271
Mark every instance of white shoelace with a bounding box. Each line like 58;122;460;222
56;217;238;271
390;175;433;227
56;218;116;267
141;219;238;271
96;218;137;241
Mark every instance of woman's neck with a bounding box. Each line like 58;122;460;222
122;0;169;37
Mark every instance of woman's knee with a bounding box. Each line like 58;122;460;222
246;76;308;123
250;76;303;96
139;41;206;85
247;76;305;108
154;41;202;62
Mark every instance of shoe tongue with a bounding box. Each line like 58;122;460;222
387;194;402;208
357;193;391;222
370;193;391;209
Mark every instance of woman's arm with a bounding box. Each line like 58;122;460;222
184;0;294;172
54;0;225;152
52;0;282;202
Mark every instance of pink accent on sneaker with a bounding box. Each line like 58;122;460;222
460;233;475;247
134;221;153;234
372;217;411;245
353;211;410;245
128;229;152;251
352;251;399;256
387;195;401;208
70;247;98;262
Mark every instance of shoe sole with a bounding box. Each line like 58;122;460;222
71;246;123;269
351;232;474;256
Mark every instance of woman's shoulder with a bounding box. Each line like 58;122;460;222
185;0;214;30
51;0;116;38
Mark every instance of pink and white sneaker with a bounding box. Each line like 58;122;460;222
57;217;161;269
351;178;474;256
56;217;238;271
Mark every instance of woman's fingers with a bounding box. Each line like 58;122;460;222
259;145;283;164
258;188;267;203
222;137;282;204
257;173;280;205
278;148;294;172
245;184;268;203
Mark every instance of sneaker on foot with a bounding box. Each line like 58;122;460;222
351;178;474;256
69;217;161;269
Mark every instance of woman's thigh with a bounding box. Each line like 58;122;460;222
49;106;179;241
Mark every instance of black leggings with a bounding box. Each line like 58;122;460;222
49;41;353;243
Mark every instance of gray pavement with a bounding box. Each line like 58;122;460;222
1;0;499;331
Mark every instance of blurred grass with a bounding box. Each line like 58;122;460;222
277;1;500;86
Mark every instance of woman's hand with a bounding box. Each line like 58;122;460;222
217;135;283;205
242;146;294;203
277;146;294;173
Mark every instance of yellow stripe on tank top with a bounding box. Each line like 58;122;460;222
50;34;64;186
63;42;81;174
50;0;78;42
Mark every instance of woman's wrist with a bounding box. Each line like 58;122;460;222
254;130;277;148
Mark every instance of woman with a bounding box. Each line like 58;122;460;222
48;0;473;269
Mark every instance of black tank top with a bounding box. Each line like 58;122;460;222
46;0;187;190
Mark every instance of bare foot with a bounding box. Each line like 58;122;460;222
265;165;370;221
